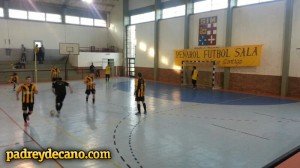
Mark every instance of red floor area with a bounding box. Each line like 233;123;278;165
276;152;300;168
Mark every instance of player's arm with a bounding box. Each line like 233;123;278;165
68;84;73;94
84;77;88;84
52;83;56;94
16;86;22;100
8;76;12;83
134;79;137;95
33;85;38;94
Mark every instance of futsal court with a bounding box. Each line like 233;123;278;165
0;77;299;168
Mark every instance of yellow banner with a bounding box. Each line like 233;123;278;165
174;45;263;67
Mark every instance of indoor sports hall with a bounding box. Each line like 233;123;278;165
0;0;300;168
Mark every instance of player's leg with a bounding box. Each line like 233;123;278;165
92;90;95;104
135;101;141;115
13;82;16;91
192;79;196;89
27;103;34;121
55;95;61;114
108;75;110;82
22;104;29;125
56;94;65;117
142;99;147;114
86;90;90;102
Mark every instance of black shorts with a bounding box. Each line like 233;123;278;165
192;79;197;85
85;89;95;95
22;103;34;111
135;96;145;102
105;74;110;78
56;94;66;103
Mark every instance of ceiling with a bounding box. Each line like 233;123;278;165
32;0;119;12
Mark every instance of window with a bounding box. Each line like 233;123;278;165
162;5;185;19
80;17;93;26
28;11;45;21
194;0;228;13
94;19;106;27
9;9;27;19
65;15;80;24
130;11;155;24
237;0;274;6
211;0;228;10
0;8;3;17
46;13;61;22
194;0;211;13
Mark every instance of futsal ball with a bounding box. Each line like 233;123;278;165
50;110;56;117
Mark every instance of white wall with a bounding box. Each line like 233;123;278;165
135;22;155;68
290;0;300;77
159;17;184;69
108;0;124;51
129;0;155;10
190;9;227;48
65;25;107;49
231;1;285;76
0;19;108;49
69;52;123;67
0;18;108;60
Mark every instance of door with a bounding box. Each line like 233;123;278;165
128;58;135;77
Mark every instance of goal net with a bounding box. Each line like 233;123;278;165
182;61;223;89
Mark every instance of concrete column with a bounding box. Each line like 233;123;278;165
281;0;294;96
224;0;237;89
123;0;129;76
153;0;162;81
184;0;193;49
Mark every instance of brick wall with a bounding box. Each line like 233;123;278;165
134;67;181;84
135;67;154;80
133;68;300;98
157;68;181;84
288;77;300;98
229;73;281;95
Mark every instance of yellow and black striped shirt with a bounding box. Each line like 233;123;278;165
135;78;146;97
51;68;60;78
17;84;38;103
84;76;95;90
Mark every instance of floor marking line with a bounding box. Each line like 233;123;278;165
0;107;64;168
211;124;270;140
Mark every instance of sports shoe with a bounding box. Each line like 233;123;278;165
135;112;141;115
56;111;60;118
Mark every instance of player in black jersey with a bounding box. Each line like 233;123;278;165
135;72;147;115
52;77;73;117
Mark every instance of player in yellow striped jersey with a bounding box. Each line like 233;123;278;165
16;76;38;126
191;66;198;89
135;72;147;115
84;73;96;104
8;72;19;91
50;66;60;82
105;64;111;82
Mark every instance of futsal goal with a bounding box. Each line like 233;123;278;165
181;61;223;89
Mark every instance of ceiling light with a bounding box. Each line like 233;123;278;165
82;0;93;4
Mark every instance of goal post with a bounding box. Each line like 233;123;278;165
181;61;223;89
